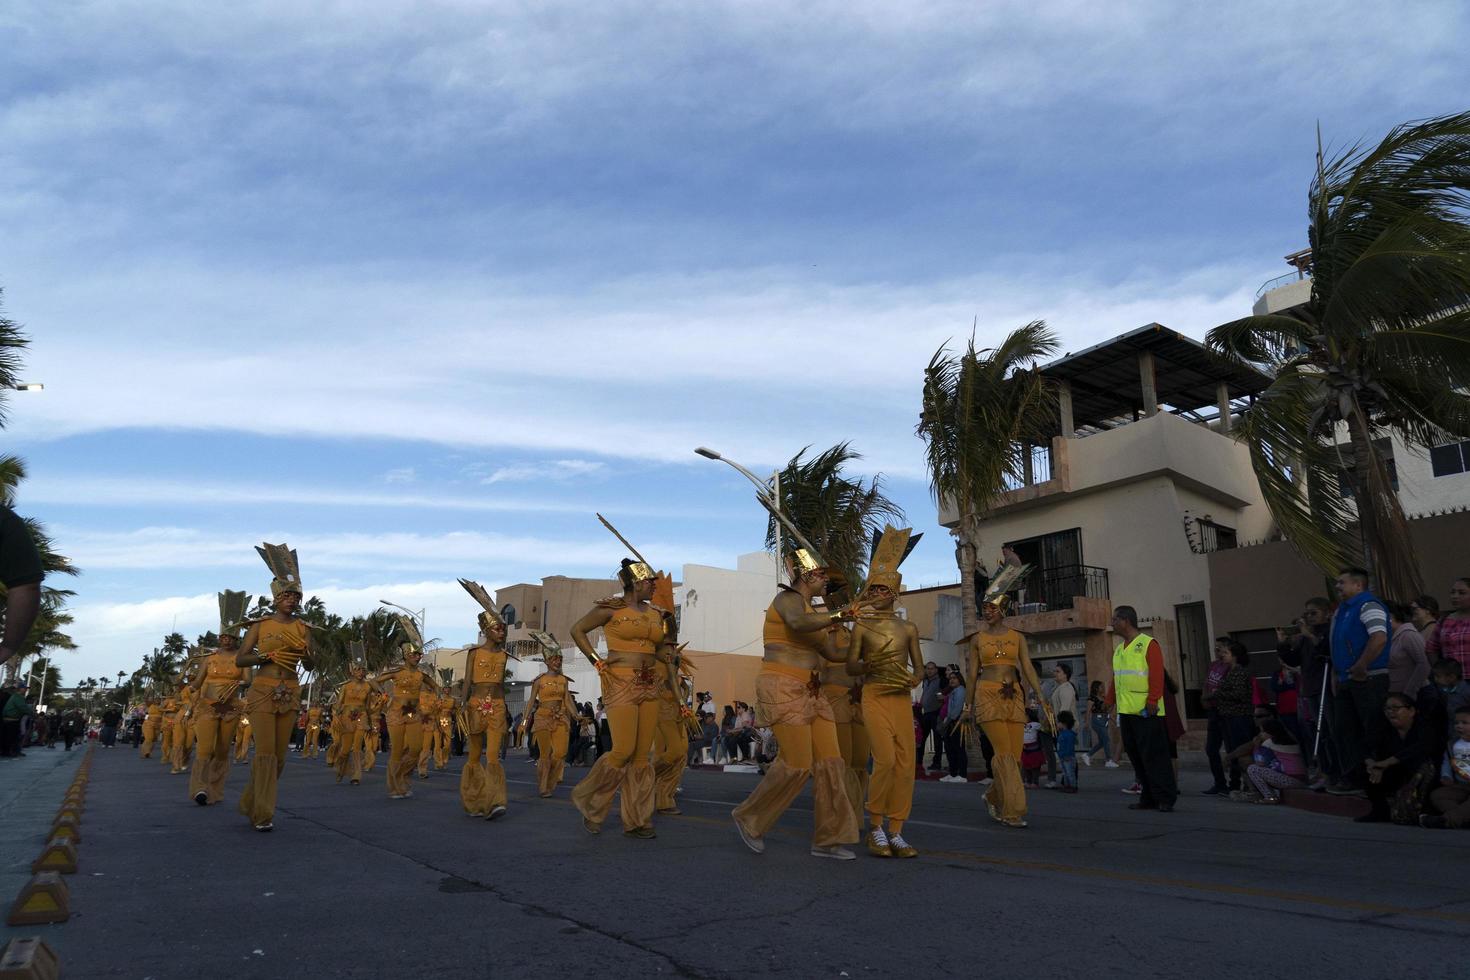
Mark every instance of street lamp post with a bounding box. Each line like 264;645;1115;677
694;447;797;586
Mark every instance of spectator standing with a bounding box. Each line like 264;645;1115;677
940;666;967;783
916;662;944;772
1327;568;1392;794
1388;602;1432;700
61;709;83;751
1038;663;1077;787
1082;681;1118;768
1359;692;1434;824
1411;595;1440;651
101;705;122;747
1204;640;1253;795
1427;578;1470;676
1278;598;1333;779
1020;709;1043;787
1055;711;1078;792
1200;639;1232;790
1108;605;1178;813
1422;705;1470;829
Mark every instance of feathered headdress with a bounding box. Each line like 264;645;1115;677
864;525;922;593
528;630;562;662
981;561;1033;611
218;589;252;639
348;640;367;671
395;613;424;655
255;542;303;599
458;578;504;634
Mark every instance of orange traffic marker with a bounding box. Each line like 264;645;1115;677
46;822;79;846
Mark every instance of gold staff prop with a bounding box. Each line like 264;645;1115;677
595;513;650;566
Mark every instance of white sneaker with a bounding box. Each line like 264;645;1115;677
1105;760;1120;769
1040;778;1054;789
810;845;856;861
979;777;993;786
1081;754;1092;767
734;815;765;854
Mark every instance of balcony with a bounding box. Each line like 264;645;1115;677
1016;563;1110;613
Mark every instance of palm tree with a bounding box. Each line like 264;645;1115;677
916;322;1060;637
1207;111;1470;601
0;291;28;427
763;443;904;589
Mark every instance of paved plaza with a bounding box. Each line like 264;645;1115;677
3;744;1468;979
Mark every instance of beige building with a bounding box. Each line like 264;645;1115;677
937;324;1276;717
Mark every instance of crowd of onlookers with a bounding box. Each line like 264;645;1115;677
0;684;124;756
1196;570;1470;828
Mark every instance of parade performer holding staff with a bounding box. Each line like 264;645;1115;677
415;681;440;779
846;526;924;858
234;543;316;832
433;692;454;770
456;579;514;818
526;634;578;799
963;565;1045;828
374;612;442;800
698;446;862;859
570;515;676;839
329;645;381;786
187;590;251;805
170;662;202;774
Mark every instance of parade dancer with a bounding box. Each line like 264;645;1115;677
526;639;577;799
456;579;513;818
187;590;250;805
234;543;316;832
329;647;381;786
374;614;441;800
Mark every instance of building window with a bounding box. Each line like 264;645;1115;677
1430;440;1470;478
1198;520;1237;552
1336;439;1398;497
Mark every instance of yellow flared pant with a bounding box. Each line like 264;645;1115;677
334;727;366;784
234;722;251;762
863;691;915;833
304;726;320;759
238;710;294;827
835;720;870;829
653;718;688;811
159;723;175;766
535;726;568;797
190;712;240;804
139;720;159;758
571;700;657;832
732;716;860;847
461;725;508;814
387;721;425;797
980;718;1026;821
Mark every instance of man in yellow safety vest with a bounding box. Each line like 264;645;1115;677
1107;605;1178;812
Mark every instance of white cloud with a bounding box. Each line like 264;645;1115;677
382;467;416;484
482;459;605;485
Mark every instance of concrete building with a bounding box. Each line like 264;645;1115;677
936;323;1278;717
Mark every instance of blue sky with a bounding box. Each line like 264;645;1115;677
3;0;1467;682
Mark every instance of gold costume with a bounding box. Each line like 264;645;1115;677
571;586;666;836
332;677;375;785
303;706;323;759
158;696;178;764
460;645;510;815
530;671;573;798
652;686;690;814
139;701;163;758
823;664;869;829
732;592;860;850
169;688;196;774
237;619;308;827
378;618;438;800
432;695;454;769
233;711;252;762
972;629;1029;824
414;689;439;778
189;649;246;804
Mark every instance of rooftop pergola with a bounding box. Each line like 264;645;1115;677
1041;323;1274;437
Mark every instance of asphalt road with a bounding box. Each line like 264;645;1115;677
16;745;1470;979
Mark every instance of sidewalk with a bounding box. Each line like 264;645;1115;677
0;744;87;949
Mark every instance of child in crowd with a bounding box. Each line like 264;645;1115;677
1055;710;1078;793
1422;706;1470;829
1242;715;1306;803
1021;708;1044;787
1427;659;1470;754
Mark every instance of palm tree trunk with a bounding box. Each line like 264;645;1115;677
955;512;979;639
1345;406;1424;601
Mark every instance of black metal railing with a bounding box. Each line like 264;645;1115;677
1021;564;1109;612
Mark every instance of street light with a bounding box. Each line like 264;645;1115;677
11;382;43;391
378;599;427;648
694;446;787;585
